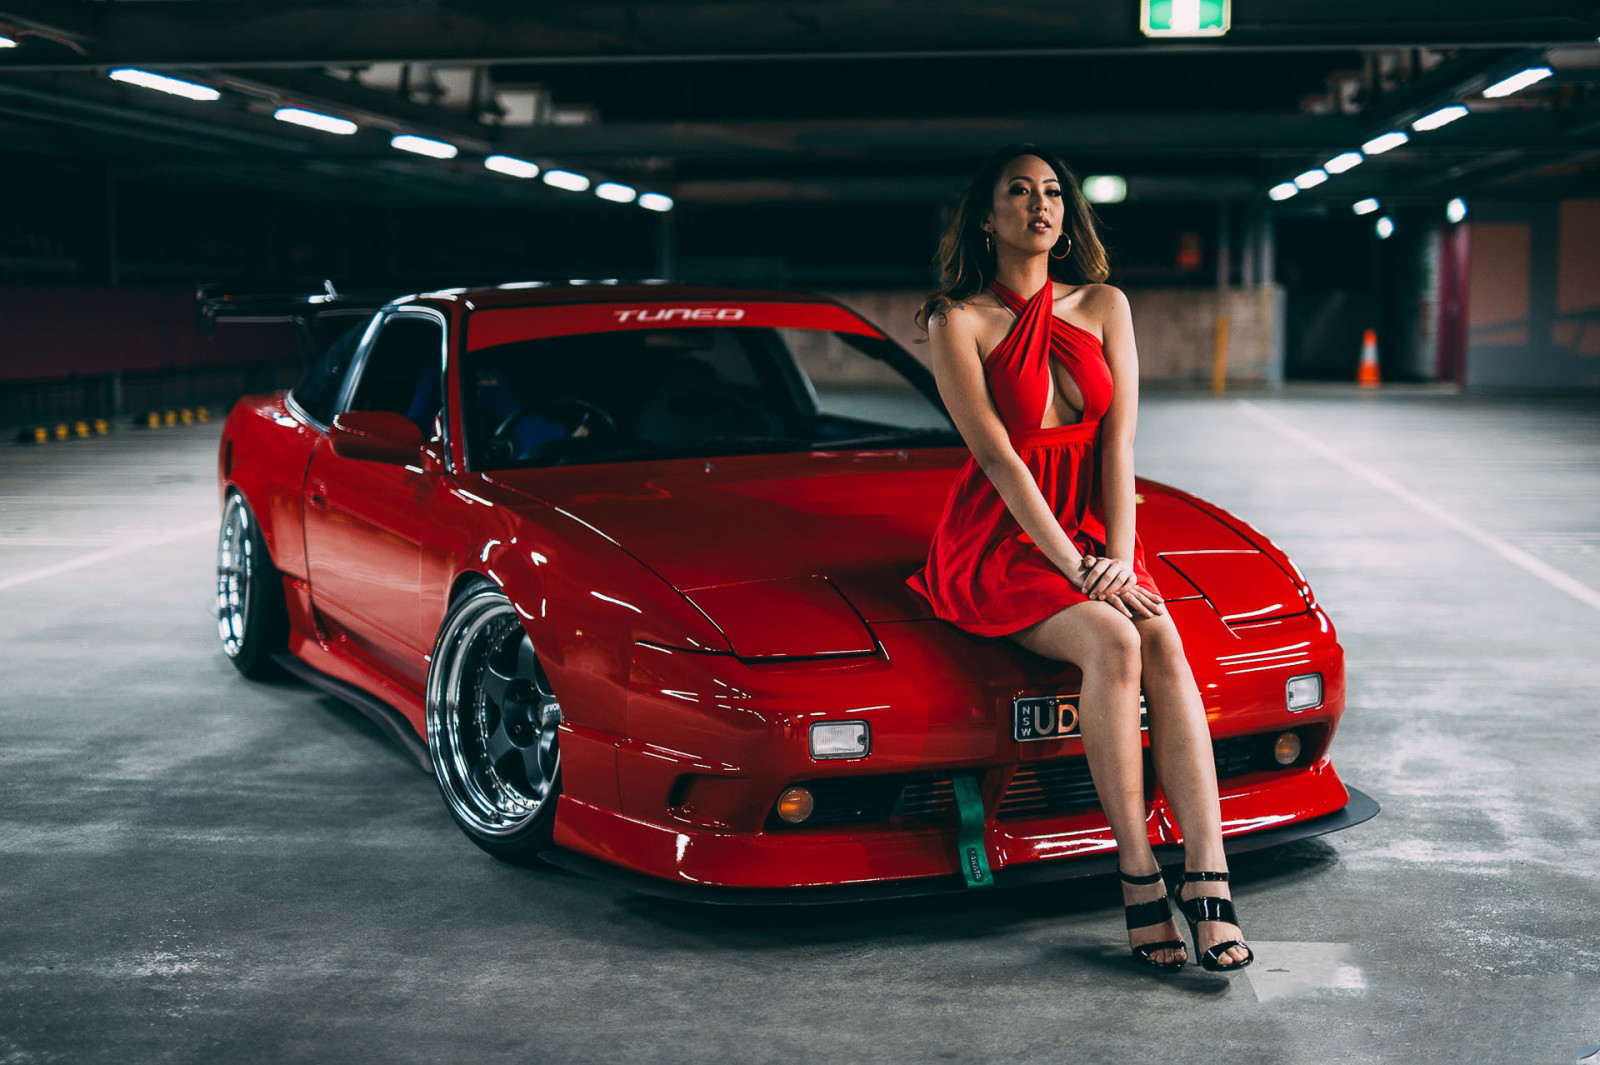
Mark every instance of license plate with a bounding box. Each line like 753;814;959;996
1013;694;1149;742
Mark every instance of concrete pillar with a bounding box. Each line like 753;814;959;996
1257;209;1275;288
1216;201;1232;290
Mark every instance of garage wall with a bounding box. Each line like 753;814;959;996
1465;198;1600;391
0;287;299;383
829;285;1284;385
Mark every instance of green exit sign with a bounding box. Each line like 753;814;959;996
1141;0;1230;37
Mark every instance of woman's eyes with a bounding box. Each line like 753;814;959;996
1010;185;1063;196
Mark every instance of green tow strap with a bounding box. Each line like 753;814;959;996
951;773;993;889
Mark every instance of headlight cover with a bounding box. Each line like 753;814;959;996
1286;673;1323;712
810;720;870;759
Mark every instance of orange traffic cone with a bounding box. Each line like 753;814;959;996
1357;328;1381;389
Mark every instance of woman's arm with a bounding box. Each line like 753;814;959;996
1080;285;1162;616
928;306;1089;588
1097;285;1140;564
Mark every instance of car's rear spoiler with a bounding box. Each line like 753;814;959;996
195;281;391;360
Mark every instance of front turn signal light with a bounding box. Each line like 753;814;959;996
775;786;815;824
1273;732;1304;765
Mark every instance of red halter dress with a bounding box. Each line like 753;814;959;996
907;280;1161;637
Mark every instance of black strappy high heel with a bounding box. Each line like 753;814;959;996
1172;871;1254;972
1118;867;1187;972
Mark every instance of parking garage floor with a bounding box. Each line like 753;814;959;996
2;389;1597;1065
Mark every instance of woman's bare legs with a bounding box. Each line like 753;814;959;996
1011;600;1186;967
1131;610;1250;967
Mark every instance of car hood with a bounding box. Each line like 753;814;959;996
486;449;957;624
483;449;1305;632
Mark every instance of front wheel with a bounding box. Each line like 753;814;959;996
426;581;562;862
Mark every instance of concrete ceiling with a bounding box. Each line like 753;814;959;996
2;1;1598;209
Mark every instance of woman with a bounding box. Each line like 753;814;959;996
907;144;1253;973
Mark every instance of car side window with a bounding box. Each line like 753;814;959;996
291;320;368;426
346;316;445;432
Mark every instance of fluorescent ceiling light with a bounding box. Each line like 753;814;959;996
391;134;457;159
1362;131;1409;155
1446;197;1468;223
1412;105;1469;131
1268;182;1299;201
1375;216;1395;239
1483;67;1552;99
1082;174;1127;204
108;68;221;102
1324;151;1364;174
484;154;539;179
1293;168;1328;189
1352;198;1380;216
273;107;357;135
542;169;590;192
595;182;637;203
638;192;674;212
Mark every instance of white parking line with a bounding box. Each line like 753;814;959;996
0;519;216;593
1237;400;1600;613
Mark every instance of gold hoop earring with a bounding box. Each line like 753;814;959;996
1050;236;1073;261
984;230;994;255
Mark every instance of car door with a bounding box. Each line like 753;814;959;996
302;309;448;689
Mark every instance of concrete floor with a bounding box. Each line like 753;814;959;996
2;389;1597;1065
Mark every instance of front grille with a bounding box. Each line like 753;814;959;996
1212;734;1258;779
768;772;955;828
770;728;1321;829
998;759;1100;820
892;775;955;817
997;728;1317;821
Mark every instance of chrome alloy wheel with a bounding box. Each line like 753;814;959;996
427;589;561;838
216;494;253;658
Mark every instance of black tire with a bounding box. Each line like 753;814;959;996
216;491;289;679
425;580;562;863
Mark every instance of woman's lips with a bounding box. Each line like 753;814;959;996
1030;221;1051;233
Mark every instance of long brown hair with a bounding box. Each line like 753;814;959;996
916;143;1110;335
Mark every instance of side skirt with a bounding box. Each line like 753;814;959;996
271;652;432;773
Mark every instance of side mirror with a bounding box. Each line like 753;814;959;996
330;411;424;465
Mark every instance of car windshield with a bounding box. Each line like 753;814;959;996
463;324;958;469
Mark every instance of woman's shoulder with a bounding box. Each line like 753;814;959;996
1053;281;1127;306
929;291;1006;336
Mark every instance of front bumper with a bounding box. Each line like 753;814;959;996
542;785;1380;905
548;605;1360;895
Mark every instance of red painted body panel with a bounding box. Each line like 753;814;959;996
683;577;874;658
218;394;319;579
219;282;1363;894
1161;551;1309;624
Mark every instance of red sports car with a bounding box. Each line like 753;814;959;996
209;281;1376;903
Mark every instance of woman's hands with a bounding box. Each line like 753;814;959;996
1077;554;1165;619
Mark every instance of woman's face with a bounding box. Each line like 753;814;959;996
985;154;1063;256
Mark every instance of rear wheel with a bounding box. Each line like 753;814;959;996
216;492;288;679
426;581;562;862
